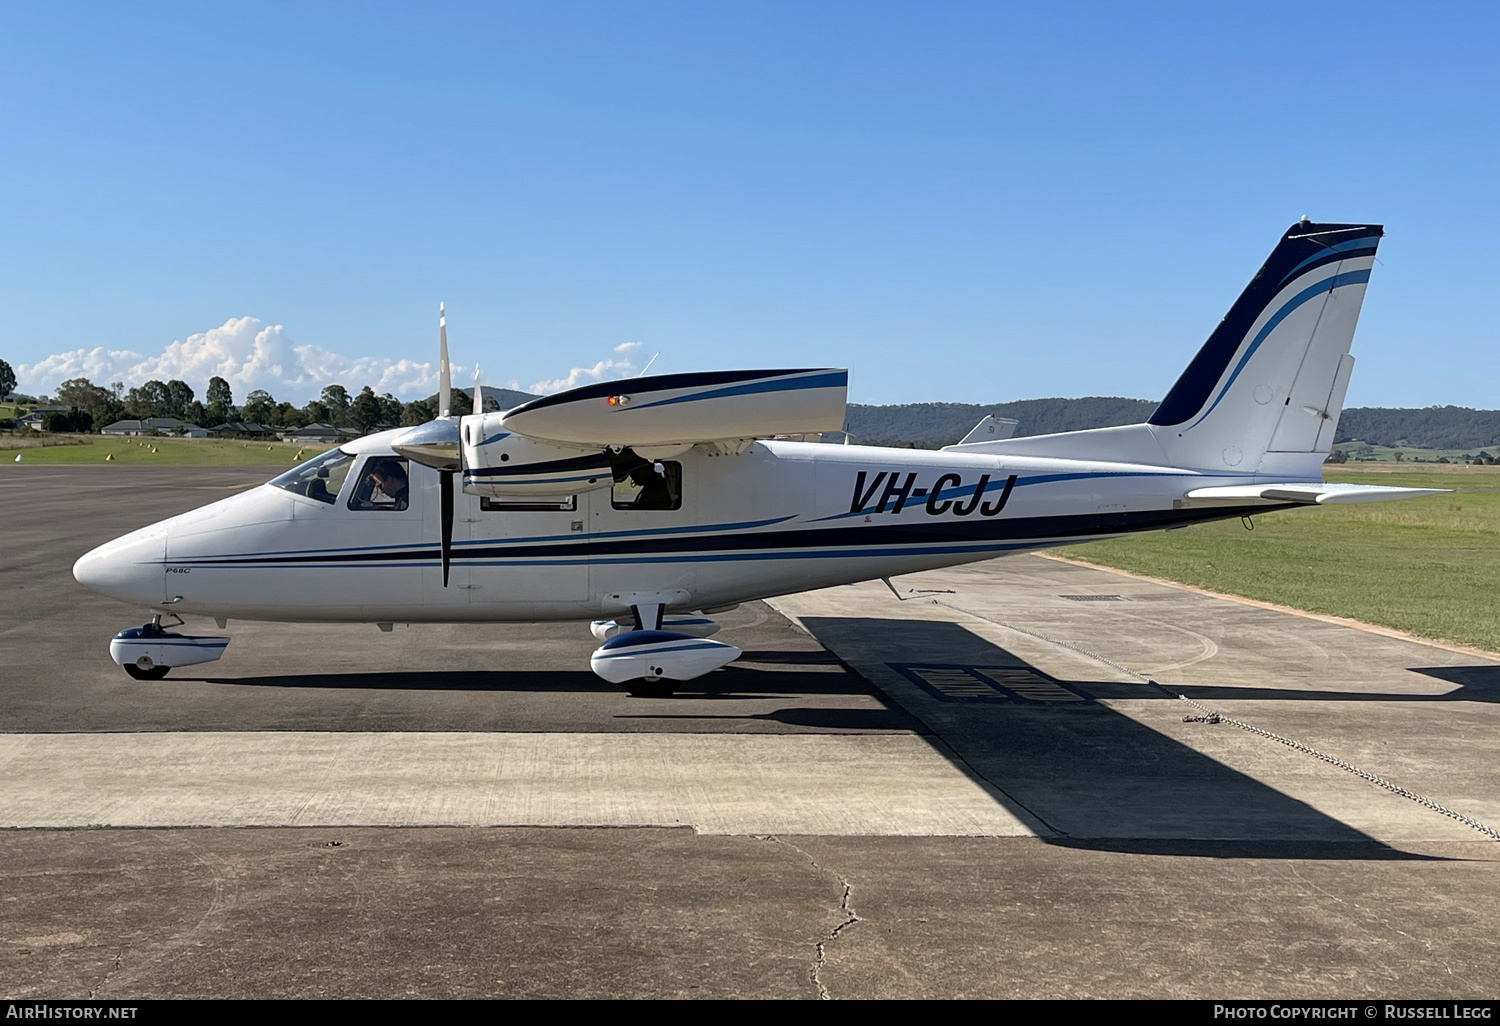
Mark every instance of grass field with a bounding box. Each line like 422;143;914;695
1070;464;1500;653
1;434;312;466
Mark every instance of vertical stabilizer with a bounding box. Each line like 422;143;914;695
1148;221;1382;473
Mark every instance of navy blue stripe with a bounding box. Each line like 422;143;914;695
1184;268;1372;429
624;370;847;412
1149;221;1382;427
465;453;612;478
505;368;841;416
1278;237;1380;285
165;504;1290;568
185;515;803;563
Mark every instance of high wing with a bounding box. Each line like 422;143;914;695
496;368;848;448
393;367;848;497
457;368;846;494
1184;482;1446;505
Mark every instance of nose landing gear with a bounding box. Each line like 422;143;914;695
109;613;230;681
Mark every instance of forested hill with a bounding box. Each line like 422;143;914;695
843;398;1158;445
473;387;1500;451
844;400;1500;449
1335;407;1500;450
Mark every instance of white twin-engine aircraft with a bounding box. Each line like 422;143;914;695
75;220;1441;695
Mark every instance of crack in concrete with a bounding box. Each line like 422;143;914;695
87;949;124;999
759;835;862;1000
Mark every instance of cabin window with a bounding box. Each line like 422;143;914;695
269;448;355;504
480;495;577;512
348;456;412;511
612;460;682;511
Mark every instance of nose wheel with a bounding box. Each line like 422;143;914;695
123;660;172;681
109;613;208;681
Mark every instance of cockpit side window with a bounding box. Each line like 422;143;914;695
348;456;412;511
611;460;682;511
269;448;356;504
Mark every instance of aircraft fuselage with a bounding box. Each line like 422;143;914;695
74;433;1272;624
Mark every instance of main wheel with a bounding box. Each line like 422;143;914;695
625;678;681;698
123;663;171;681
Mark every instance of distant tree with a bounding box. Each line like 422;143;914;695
165;379;195;418
44;408;92;433
242;389;275;425
0;359;14;400
125;380;170;419
54;377;119;431
275;401;305;429
185;400;207;426
302;399;331;425
349;386;382;434
1393;451;1403;463
319;385;351;425
377;392;403;426
205;376;233;425
401;397;435;426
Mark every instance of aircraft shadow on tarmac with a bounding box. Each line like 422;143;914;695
795;616;1462;860
1410;664;1500;698
197;655;875;699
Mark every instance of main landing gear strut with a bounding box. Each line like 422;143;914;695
588;601;741;697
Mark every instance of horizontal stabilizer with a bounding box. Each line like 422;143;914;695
1185;482;1447;505
957;414;1019;445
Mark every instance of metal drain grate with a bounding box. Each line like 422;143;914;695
890;664;1091;704
1061;594;1125;602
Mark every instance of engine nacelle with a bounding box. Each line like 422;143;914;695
461;416;613;497
589;630;741;684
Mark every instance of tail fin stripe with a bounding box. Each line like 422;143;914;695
1278;234;1381;286
1184;268;1371;430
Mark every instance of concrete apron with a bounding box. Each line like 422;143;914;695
768;555;1500;846
0;731;1037;836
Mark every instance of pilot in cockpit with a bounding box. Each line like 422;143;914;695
362;458;409;511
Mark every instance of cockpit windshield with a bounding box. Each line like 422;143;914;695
269;448;356;504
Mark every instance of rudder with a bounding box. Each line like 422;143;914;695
1148;220;1382;473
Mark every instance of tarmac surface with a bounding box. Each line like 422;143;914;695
2;465;1499;999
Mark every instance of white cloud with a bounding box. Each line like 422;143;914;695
529;343;640;395
16;317;647;405
16;317;446;404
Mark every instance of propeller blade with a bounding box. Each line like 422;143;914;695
438;303;451;419
473;365;483;416
440;468;454;587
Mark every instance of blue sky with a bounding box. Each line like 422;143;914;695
2;1;1496;407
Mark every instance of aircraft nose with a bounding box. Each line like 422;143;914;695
73;525;167;606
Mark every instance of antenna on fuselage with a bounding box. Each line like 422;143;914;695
638;351;660;377
438;302;452;419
